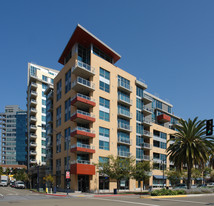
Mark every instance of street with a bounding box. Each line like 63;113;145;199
0;186;214;206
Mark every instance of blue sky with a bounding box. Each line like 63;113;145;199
0;0;213;121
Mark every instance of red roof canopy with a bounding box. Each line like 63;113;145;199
58;24;121;65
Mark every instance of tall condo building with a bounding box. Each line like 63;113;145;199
52;24;180;192
26;63;59;168
0;105;24;165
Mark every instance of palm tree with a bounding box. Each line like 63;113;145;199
167;117;214;189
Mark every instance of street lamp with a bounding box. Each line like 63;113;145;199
38;125;70;195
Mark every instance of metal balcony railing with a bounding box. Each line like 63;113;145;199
118;80;132;92
118;151;130;157
72;60;95;74
71;126;95;134
118;94;132;105
70;159;91;165
71;109;95;118
118;122;132;131
71;143;95;150
118;108;132;118
72;77;95;89
117;137;131;145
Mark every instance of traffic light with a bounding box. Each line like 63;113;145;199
206;119;213;136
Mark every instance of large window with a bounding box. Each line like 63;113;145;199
64;127;70;151
136;98;143;110
93;46;112;63
99;97;110;121
99;111;110;121
57;79;62;101
64;98;71;122
100;68;110;80
118;75;130;90
99;97;110;108
99;81;110;93
65;69;71;93
136;86;144;98
136;110;143;122
136;123;143;134
99;127;110;150
56;133;61;153
42;75;47;82
56;106;61;127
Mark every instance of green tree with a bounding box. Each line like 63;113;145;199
5;168;10;175
0;167;3;175
131;161;151;192
167;117;214;189
166;169;181;188
98;155;135;191
44;174;54;189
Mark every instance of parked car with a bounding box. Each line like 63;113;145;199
197;184;207;188
15;181;25;189
175;183;187;189
10;181;15;188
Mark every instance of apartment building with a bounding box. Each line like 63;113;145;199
0;105;24;165
26;63;59;169
52;24;180;192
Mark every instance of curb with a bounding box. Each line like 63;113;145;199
94;194;136;197
30;190;67;197
141;195;187;199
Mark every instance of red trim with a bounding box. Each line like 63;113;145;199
71;96;96;107
70;163;95;175
157;114;171;122
58;25;120;65
70;113;95;122
71;130;95;138
70;147;95;154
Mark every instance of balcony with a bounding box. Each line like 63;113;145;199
117;137;132;145
141;142;152;150
118;122;132;132
143;94;152;104
47;90;53;100
71;93;96;110
70;110;95;124
72;77;95;94
137;155;150;161
118;80;132;93
30;150;37;155
70;160;95;175
31;82;37;88
30;116;37;122
118;151;130;158
142;130;152;138
71;127;95;139
157;114;171;123
30;108;37;114
29;142;37;147
47;128;53;135
30;159;37;164
70;143;95;154
47;116;53;124
143;118;152;127
30;99;37;106
30;91;37;97
142;106;152;116
30;133;37;139
30;125;37;131
72;60;95;79
118;94;132;106
117;109;132;119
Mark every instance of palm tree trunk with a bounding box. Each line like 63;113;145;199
187;165;192;189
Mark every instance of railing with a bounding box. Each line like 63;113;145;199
30;125;37;129
30;151;37;154
71;93;95;102
143;94;152;101
118;151;130;157
30;159;36;162
71;143;95;150
30;142;37;146
72;60;95;74
118;108;132;118
118;136;131;145
169;140;175;144
143;106;152;112
137;155;150;160
31;99;37;104
31;82;37;87
142;142;152;149
31;91;37;95
118;94;132;105
118;122;132;131
30;116;36;120
143;117;151;125
30;108;37;112
72;77;95;89
143;130;152;137
70;159;91;165
71;126;95;134
118;80;132;91
71;109;95;118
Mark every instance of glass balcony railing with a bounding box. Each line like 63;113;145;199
71;109;95;118
71;143;95;150
117;136;131;145
71;93;95;102
118;108;132;118
118;150;130;157
71;126;95;134
72;77;95;89
118;94;132;105
118;80;132;92
143;106;152;113
141;142;152;149
143;94;152;101
70;159;91;165
143;130;152;137
118;122;132;131
72;60;95;74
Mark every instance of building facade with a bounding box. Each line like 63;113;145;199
0;105;24;165
52;24;180;192
26;63;59;169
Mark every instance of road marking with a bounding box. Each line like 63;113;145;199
91;197;160;206
159;198;209;205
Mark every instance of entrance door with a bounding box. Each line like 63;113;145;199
78;175;89;192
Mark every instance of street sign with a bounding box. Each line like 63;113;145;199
66;171;70;179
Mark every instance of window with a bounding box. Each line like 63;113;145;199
42;107;46;114
118;91;130;103
64;98;71;122
156;100;162;109
42;91;46;97
41;148;46;154
42;99;46;106
93;46;112;63
64;128;70;151
42;116;46;122
99;127;110;150
99;81;110;93
64;156;70;169
136;123;143;134
41;132;46;138
99;111;110;121
168;106;172;114
42;75;47;81
56;133;61;153
42;83;47;90
51;78;54;84
136;148;143;159
136;98;143;110
136;135;143;146
99;140;109;150
99;97;110;108
99;127;110;137
136;86;144;98
118;75;130;90
136;111;143;122
65;69;71;93
30;66;37;77
57;79;62;101
99;156;109;163
56;106;61;127
100;68;110;80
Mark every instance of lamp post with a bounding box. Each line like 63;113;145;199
162;159;165;188
38;125;69;195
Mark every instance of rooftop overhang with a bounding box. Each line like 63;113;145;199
58;24;121;65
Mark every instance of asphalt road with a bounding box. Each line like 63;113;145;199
0;186;214;206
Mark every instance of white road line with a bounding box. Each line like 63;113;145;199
159;198;209;205
91;197;160;206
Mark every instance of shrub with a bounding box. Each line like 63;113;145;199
151;189;186;196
